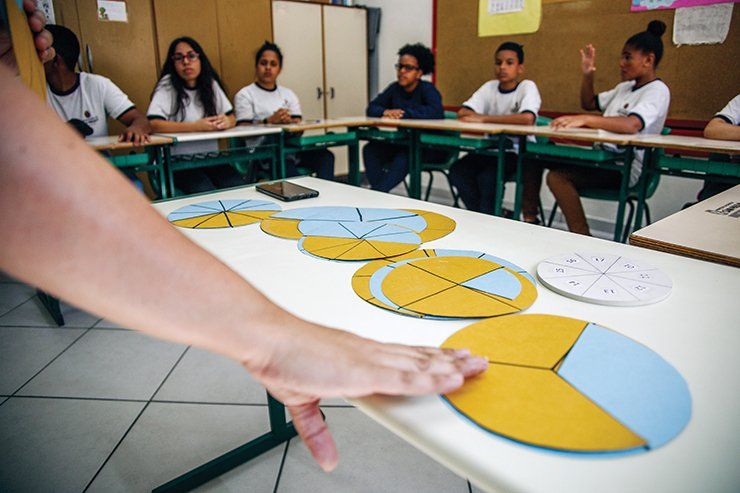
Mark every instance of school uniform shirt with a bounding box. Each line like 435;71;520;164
147;74;234;156
715;94;740;126
596;79;671;187
234;82;301;123
46;72;135;139
462;79;542;150
366;80;444;120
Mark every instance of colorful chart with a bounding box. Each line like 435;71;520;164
168;199;280;229
442;314;691;454
537;253;672;306
371;255;537;318
353;249;535;318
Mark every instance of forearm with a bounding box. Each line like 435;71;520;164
580;73;597;111
483;113;535;125
0;68;284;363
582;115;641;134
704;118;740;141
149;119;201;133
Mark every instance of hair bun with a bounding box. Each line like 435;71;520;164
647;20;667;38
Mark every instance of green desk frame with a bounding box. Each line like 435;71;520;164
283;130;361;186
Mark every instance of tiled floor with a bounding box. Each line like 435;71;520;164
0;274;474;492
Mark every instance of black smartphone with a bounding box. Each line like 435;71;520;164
256;180;319;202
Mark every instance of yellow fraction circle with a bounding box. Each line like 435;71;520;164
440;314;647;452
260;215;303;239
170;210;274;229
301;236;420;261
402;209;456;242
381;257;537;318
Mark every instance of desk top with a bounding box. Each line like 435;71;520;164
276;117;378;132
629;134;740;155
153;178;739;493
630;185;740;267
87;135;173;151
154;125;281;143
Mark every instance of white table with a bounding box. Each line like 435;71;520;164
153;177;740;493
153;125;281;142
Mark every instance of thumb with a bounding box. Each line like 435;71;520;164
287;400;338;472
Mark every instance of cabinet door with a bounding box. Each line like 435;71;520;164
272;0;324;120
323;5;367;119
216;0;273;101
74;0;160;132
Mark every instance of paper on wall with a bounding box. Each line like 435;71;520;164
479;0;541;36
673;3;734;45
488;0;525;15
35;0;54;24
97;0;127;22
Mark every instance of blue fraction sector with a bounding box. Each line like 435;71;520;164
273;206;359;221
225;199;280;212
461;268;522;300
557;323;692;450
359;208;428;232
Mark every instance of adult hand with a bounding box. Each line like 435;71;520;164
243;315;488;471
580;44;596;75
551;114;593;130
1;0;55;70
383;109;405;119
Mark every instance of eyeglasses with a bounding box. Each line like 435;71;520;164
395;63;419;72
172;52;199;63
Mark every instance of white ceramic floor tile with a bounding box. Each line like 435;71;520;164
154;347;269;404
87;402;283;493
277;408;469;493
93;318;130;329
0;397;144;493
0;327;86;394
0;296;100;328
18;329;186;400
0;284;36;317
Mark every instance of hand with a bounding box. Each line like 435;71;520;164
210;113;234;130
243;315;488;471
383;109;405;119
1;0;55;71
550;114;593;130
119;126;151;146
459;114;486;123
580;44;596;75
267;108;292;124
193;116;229;132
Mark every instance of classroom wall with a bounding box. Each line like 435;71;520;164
435;0;740;121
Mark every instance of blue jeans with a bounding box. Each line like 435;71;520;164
363;142;449;192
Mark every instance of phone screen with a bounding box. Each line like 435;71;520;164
256;181;319;201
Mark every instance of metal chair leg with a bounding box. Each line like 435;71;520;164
424;171;434;201
621;199;636;243
547;202;559;228
644;203;652;225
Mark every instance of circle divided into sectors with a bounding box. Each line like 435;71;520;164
441;314;691;454
167;199;280;229
353;249;535;318
537;252;672;306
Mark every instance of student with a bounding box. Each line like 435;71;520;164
364;43;447;192
147;36;244;194
693;95;740;202
544;21;670;236
0;6;487;472
43;24;150;144
448;42;541;219
235;41;334;180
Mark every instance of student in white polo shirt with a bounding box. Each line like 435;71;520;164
43;24;150;144
705;95;740;141
543;20;671;236
235;41;334;180
448;42;541;220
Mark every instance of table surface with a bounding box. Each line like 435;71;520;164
630;185;740;267
153;125;281;143
629;133;740;154
152;177;739;493
87;135;173;151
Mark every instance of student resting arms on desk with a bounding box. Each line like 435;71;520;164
0;3;487;472
364;43;448;192
693;95;740;201
448;42;542;220
43;24;150;145
534;21;670;236
235;41;334;180
147;36;245;194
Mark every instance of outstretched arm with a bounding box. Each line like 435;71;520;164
0;64;486;471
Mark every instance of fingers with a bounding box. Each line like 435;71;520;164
287;401;338;472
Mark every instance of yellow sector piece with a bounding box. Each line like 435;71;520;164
441;314;588;369
300;236;363;258
380;264;457;307
170;212;221;229
260;218;303;239
350;275;423;317
445;364;647;452
337;239;419;261
403;284;521;318
193;212;232;229
225;211;265;226
353;249;439;278
403;209;456;242
407;256;501;284
501;270;538;309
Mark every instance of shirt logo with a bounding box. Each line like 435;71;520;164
84;110;91;118
623;103;629;109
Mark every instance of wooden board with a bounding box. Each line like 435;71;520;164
630;185;740;267
436;0;740;120
87;135;173;151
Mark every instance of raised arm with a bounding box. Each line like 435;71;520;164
580;44;598;111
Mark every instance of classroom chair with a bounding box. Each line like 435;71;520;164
413;110;462;204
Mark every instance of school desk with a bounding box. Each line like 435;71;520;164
154;126;283;196
630;184;740;267
150;177;739;493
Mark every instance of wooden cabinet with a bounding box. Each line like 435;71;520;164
323;5;367;119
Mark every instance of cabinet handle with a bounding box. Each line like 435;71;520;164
330;87;335;99
316;87;324;99
86;44;94;73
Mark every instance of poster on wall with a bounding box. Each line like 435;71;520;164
673;4;733;45
97;0;128;22
479;0;542;37
35;0;54;24
631;0;738;12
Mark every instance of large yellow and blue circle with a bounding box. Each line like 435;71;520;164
442;314;692;454
168;199;280;229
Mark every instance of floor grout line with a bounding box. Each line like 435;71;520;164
0;295;38;319
272;438;291;493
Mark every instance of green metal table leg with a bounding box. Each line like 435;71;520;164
153;392;297;493
36;290;64;326
408;128;422;199
512;135;525;220
164;146;176;198
632;147;653;233
278;132;286;180
156;146;169;199
494;135;505;216
349;137;361;186
613;146;634;243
